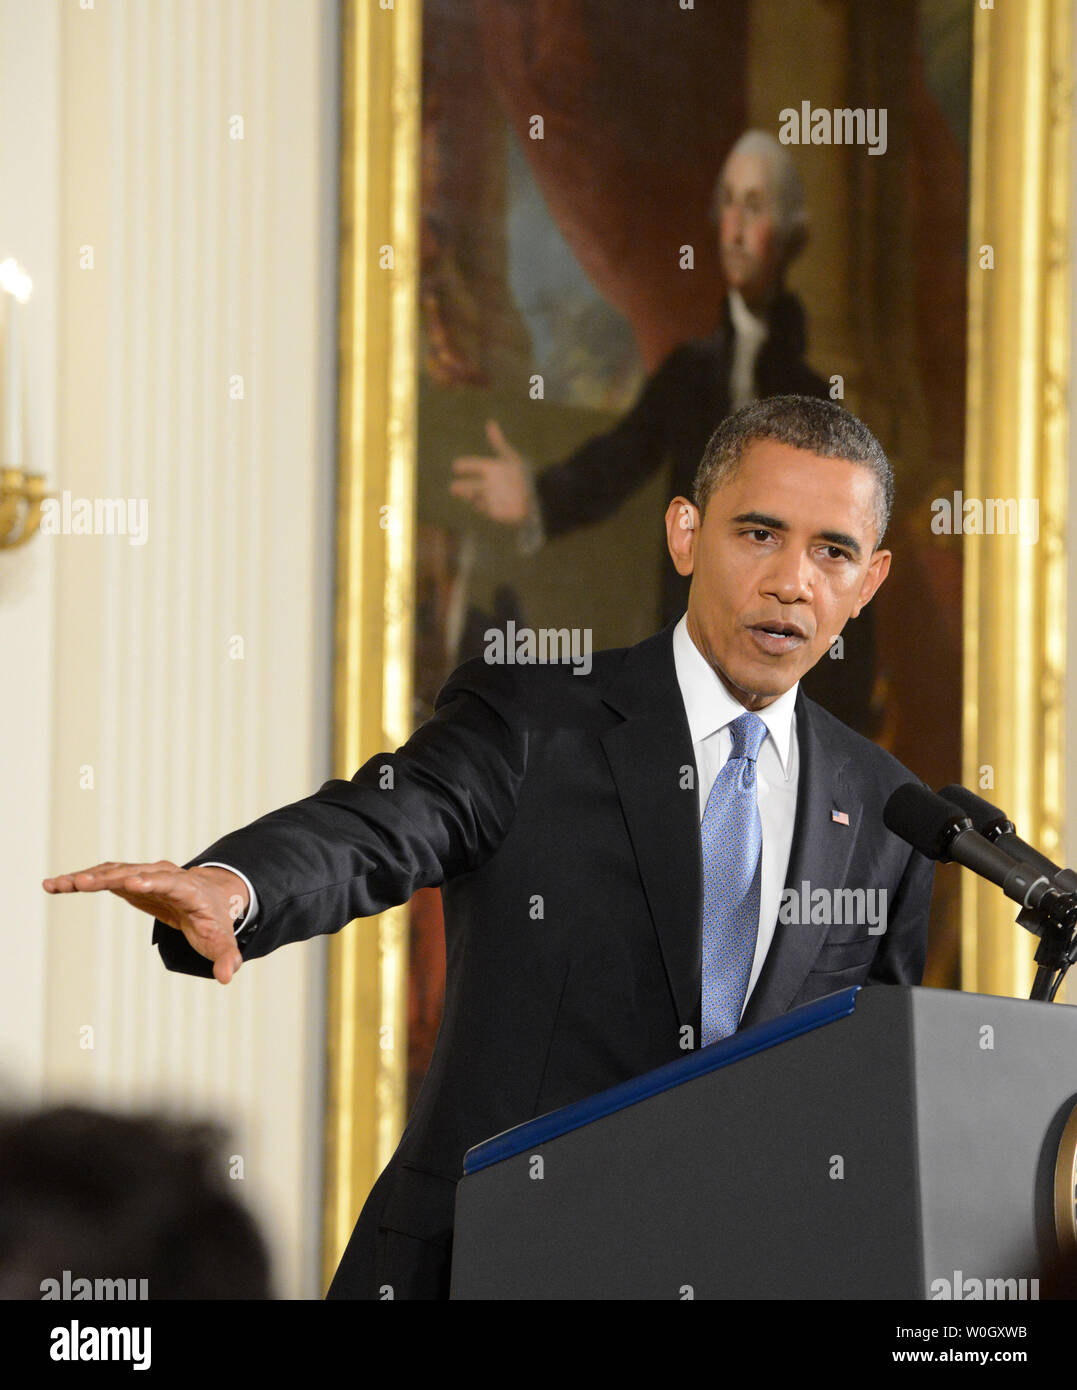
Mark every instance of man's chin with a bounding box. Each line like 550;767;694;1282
721;660;801;707
721;265;751;290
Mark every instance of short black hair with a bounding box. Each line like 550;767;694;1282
692;394;894;544
0;1105;273;1298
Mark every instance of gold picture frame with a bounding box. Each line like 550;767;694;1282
961;0;1071;997
323;0;420;1291
325;0;1072;1287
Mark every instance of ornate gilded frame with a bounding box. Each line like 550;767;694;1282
325;0;1073;1284
962;0;1072;997
323;0;420;1289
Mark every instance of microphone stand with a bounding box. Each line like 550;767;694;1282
1015;897;1077;1002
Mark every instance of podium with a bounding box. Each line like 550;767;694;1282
450;985;1077;1299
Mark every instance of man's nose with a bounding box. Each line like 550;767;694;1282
763;549;813;603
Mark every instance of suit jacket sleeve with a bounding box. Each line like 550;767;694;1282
864;842;935;988
535;345;691;540
151;659;529;977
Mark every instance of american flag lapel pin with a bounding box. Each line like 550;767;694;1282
831;808;850;826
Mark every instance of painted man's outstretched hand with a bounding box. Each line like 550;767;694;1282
450;419;534;524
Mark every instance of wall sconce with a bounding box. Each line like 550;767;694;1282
1;256;49;552
1;467;48;548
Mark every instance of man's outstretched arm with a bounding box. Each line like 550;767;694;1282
43;661;528;983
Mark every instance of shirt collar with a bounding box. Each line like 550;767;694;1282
672;612;798;778
727;287;770;344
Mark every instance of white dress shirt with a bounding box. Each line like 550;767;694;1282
727;287;769;412
202;862;260;937
671;613;800;1017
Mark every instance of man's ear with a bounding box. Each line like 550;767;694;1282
851;547;891;617
665;497;700;577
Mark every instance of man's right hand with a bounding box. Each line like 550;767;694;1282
41;862;250;985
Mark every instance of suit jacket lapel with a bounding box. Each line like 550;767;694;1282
739;691;862;1027
597;628;863;1035
599;622;702;1029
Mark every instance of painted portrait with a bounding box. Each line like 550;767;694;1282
405;0;971;1104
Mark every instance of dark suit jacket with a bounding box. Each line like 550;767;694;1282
532;291;877;734
152;619;934;1299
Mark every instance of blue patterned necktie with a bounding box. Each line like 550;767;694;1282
700;711;767;1047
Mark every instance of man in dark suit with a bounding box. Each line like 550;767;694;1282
451;131;876;733
43;395;934;1300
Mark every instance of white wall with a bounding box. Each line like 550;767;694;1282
0;0;339;1298
0;0;58;1098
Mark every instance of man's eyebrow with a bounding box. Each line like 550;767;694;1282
730;512;863;560
731;511;788;530
819;530;862;559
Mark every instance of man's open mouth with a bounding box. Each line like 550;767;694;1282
747;621;808;654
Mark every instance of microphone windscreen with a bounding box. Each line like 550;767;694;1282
883;782;965;860
937;783;1008;832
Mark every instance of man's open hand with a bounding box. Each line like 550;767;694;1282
41;862;250;985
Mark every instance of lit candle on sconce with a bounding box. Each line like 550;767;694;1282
1;257;33;468
0;257;50;550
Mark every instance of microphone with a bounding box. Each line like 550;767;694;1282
882;783;1077;926
937;784;1077;893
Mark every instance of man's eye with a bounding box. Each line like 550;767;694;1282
748;529;772;542
823;546;850;561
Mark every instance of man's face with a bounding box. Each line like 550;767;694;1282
665;439;891;711
715;149;785;308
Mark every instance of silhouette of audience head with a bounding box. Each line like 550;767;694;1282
0;1104;272;1299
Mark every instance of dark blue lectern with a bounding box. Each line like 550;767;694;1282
450;985;1077;1299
